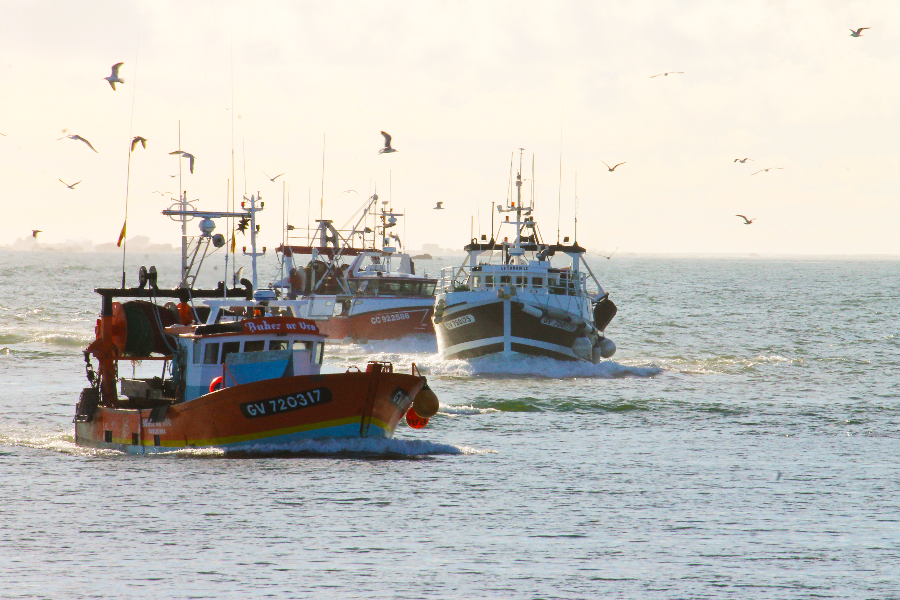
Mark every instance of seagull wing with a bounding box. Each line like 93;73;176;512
273;173;284;180
72;180;82;187
736;215;750;223
612;162;626;170
601;160;611;169
110;63;123;78
381;130;392;148
185;153;195;173
751;169;763;175
59;179;69;186
74;135;98;153
169;150;184;156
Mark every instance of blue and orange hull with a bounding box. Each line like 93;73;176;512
75;370;425;454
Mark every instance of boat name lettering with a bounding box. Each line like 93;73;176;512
370;312;410;325
498;266;530;271
142;418;172;427
244;319;318;333
443;314;475;330
540;316;577;332
240;387;333;418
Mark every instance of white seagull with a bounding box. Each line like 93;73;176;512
751;167;783;175
104;62;125;90
850;28;870;37
379;131;397;154
59;179;81;189
736;215;755;225
599;247;618;260
650;71;684;78
341;190;360;196
434;202;444;210
58;134;98;153
169;150;196;174
601;160;626;172
734;158;753;163
263;171;284;181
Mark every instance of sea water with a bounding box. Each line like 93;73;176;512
1;250;899;599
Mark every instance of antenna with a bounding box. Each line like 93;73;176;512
574;171;578;244
557;82;563;243
320;134;325;222
531;153;535;210
119;40;139;288
307;188;311;245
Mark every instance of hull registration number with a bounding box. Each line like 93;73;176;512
240;387;333;419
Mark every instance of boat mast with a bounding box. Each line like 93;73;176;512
246;192;263;292
515;148;524;246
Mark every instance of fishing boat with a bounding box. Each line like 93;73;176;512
74;195;439;453
272;194;437;342
433;150;618;362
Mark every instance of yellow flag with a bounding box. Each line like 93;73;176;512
116;220;127;247
230;232;236;253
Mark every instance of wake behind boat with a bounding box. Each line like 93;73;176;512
433;150;618;363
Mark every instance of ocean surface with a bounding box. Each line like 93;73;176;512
1;249;899;599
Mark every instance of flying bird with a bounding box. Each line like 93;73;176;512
751;167;783;175
734;158;753;163
434;202;444;210
650;72;684;78
32;230;42;238
599;247;618;260
104;62;125;90
850;27;870;37
263;171;284;181
131;136;147;152
736;215;755;225
379;131;397;154
341;189;360;196
152;191;169;195
286;224;295;231
59;179;81;189
169;150;196;173
59;134;98;153
601;160;626;172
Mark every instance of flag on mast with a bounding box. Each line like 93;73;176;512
116;220;127;247
230;232;236;253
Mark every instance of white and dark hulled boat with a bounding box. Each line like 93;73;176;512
433;151;618;362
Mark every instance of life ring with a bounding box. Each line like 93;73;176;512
209;376;224;393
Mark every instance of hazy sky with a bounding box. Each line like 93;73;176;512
2;1;898;254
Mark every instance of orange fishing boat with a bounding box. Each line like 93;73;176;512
74;195;438;453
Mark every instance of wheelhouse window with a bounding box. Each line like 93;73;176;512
269;340;291;351
244;340;265;353
484;275;494;288
423;283;436;296
203;342;220;365
531;277;543;288
515;276;524;286
221;341;240;363
314;342;324;365
472;276;482;288
500;275;511;284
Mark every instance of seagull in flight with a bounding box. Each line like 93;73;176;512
434;202;444;210
734;158;753;163
736;215;755;225
169;150;196;173
131;136;147;152
650;72;683;78
32;230;42;238
601;160;626;172
379;131;397;154
59;179;81;189
598;247;618;259
751;167;783;175
59;134;98;153
850;27;870;37
104;62;125;90
263;171;284;181
341;190;360;196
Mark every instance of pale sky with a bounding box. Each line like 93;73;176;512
1;0;898;255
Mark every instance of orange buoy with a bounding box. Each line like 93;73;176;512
209;376;224;393
406;409;428;429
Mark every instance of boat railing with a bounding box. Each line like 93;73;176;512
438;265;472;293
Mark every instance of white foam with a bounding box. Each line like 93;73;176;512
224;436;490;456
438;404;499;415
417;353;663;379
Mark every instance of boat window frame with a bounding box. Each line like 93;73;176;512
203;342;220;365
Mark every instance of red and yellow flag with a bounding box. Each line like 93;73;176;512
230;232;236;253
116;220;127;247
